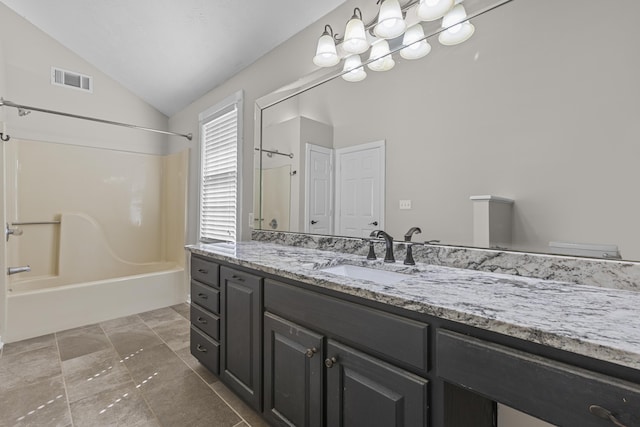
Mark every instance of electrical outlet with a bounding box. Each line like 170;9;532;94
399;200;412;210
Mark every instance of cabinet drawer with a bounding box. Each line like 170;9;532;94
265;279;429;375
190;326;220;375
220;266;262;289
191;256;219;287
191;303;220;341
437;329;640;427
191;280;220;314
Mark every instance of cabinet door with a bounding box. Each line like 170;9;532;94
220;266;263;410
264;312;323;427
326;340;429;427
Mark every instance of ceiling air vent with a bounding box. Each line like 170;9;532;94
51;67;93;93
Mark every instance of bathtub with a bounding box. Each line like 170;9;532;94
3;213;187;343
4;266;186;343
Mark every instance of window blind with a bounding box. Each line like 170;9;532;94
199;105;238;242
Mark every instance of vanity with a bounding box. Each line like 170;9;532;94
187;241;640;426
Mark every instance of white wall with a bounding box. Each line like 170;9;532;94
0;2;171;154
169;1;355;243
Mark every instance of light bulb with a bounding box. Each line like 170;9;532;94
368;40;395;72
438;4;475;46
374;0;406;39
400;24;432;60
313;26;339;67
342;55;367;82
417;0;454;22
343;8;369;54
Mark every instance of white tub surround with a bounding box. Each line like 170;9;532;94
188;241;640;372
4;268;185;343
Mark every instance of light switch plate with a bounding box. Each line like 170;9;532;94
399;200;412;210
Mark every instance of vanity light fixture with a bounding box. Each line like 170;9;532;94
342;55;368;82
368;39;396;72
417;0;454;21
313;25;340;67
343;8;370;54
313;0;477;80
400;24;432;60
438;2;475;45
374;0;407;39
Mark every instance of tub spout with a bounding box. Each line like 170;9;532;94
7;265;31;275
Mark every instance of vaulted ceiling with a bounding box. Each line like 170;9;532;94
1;0;347;116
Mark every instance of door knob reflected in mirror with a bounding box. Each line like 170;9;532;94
369;221;378;226
311;220;318;225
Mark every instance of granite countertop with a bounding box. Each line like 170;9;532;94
187;241;640;372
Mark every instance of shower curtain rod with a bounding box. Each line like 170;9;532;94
0;98;192;141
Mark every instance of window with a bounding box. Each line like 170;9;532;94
199;91;243;242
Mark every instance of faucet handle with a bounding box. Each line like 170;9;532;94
366;239;376;260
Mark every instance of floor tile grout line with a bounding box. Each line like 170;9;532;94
209;384;254;427
54;331;76;427
142;304;253;427
98;315;164;426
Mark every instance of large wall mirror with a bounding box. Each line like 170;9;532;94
254;0;640;262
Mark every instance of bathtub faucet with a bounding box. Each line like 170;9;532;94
7;265;31;275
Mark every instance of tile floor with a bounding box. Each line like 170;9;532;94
0;304;269;427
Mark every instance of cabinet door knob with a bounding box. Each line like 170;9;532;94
196;344;208;353
197;268;208;274
324;356;338;368
197;317;208;324
305;347;317;358
311;220;318;225
231;274;245;282
589;405;628;427
197;293;208;300
369;221;378;226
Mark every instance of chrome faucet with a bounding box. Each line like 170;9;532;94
7;265;30;275
370;230;395;263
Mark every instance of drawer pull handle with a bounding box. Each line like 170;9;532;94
196;344;208;353
231;275;245;282
197;293;208;300
589;405;628;427
197;317;208;324
305;347;317;358
197;268;208;274
324;356;338;368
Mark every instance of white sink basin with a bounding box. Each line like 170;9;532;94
319;264;411;285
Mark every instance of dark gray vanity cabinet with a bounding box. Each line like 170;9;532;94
325;340;429;427
263;312;324;427
437;329;640;427
189;256;221;375
264;278;430;427
220;266;263;411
